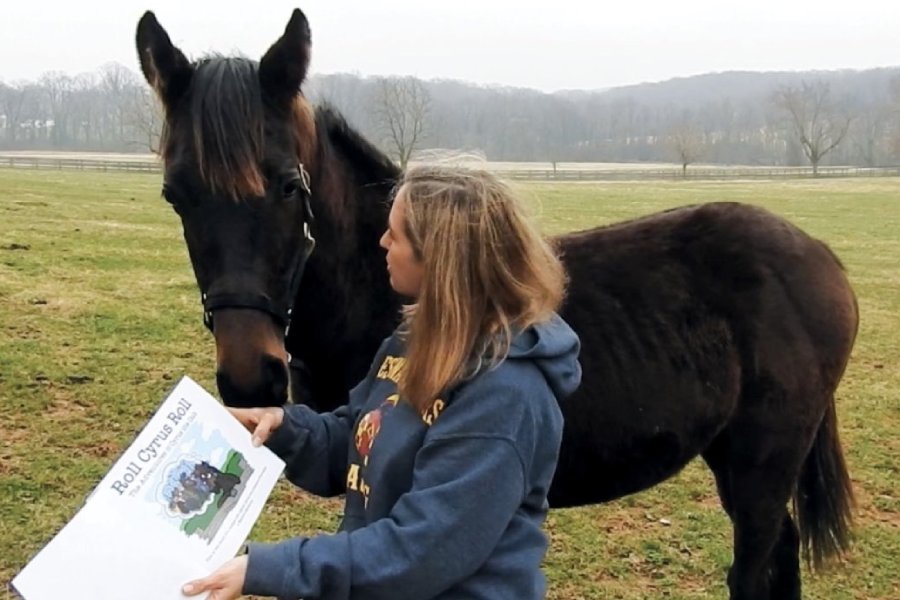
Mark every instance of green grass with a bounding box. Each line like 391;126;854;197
1;170;898;599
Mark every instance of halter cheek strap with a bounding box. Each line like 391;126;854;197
201;163;316;336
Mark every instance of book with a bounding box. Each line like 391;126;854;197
12;376;285;600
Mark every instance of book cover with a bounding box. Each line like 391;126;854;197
12;376;285;600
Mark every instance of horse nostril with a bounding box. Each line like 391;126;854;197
216;354;288;408
216;370;244;408
262;354;289;407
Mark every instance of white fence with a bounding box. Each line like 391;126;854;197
3;155;900;181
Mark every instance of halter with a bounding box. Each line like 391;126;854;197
201;163;315;337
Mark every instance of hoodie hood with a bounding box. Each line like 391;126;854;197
509;313;582;400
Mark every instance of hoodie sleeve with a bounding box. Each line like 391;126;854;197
263;338;392;497
243;381;533;600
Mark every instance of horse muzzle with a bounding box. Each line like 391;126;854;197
212;308;289;407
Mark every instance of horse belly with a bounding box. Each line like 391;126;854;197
548;316;741;508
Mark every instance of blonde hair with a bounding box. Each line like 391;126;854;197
397;165;567;413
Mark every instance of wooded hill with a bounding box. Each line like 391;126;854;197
2;65;898;167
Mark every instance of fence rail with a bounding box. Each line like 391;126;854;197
504;166;900;181
2;155;900;181
0;156;161;173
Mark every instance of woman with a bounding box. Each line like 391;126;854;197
183;166;581;599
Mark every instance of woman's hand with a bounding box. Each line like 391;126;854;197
182;555;247;600
227;407;285;446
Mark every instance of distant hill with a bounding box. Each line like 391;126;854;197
306;66;900;166
582;68;900;106
3;64;898;165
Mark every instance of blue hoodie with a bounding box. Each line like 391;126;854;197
244;314;581;599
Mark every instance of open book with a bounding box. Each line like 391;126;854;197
12;376;285;600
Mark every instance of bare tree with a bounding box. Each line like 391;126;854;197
0;82;34;145
772;80;851;175
71;73;100;148
15;83;44;145
375;76;430;170
125;85;163;153
0;82;13;144
39;72;74;146
849;103;891;167
889;76;900;160
99;62;142;145
668;121;705;177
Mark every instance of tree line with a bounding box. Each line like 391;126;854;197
0;63;161;154
2;63;899;171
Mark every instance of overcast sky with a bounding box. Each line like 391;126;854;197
2;0;898;92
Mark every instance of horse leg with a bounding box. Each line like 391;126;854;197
729;503;802;600
768;513;801;599
702;438;738;592
703;424;808;600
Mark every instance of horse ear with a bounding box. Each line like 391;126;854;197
135;11;193;109
259;9;311;105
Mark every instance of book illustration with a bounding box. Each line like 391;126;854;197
150;424;255;543
164;459;239;516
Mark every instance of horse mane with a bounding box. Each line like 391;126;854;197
310;104;400;232
314;103;401;186
160;55;316;200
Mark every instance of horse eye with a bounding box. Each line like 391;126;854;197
161;184;189;213
161;184;176;205
282;178;303;198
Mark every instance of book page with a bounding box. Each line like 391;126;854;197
13;376;285;600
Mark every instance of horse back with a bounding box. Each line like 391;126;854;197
550;202;857;506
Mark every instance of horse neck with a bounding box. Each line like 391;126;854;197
307;161;398;326
308;105;402;334
286;120;401;398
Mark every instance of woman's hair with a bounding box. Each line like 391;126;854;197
396;165;567;413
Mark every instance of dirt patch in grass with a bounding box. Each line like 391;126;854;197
78;439;121;459
43;394;88;421
0;421;28;476
854;485;900;528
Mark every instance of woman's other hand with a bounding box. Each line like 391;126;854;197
182;554;247;600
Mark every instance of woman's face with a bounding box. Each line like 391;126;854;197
379;190;425;297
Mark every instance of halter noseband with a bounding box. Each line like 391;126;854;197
200;163;315;337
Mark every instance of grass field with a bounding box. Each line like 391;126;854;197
1;170;897;599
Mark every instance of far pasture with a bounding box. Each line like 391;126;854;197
0;170;897;599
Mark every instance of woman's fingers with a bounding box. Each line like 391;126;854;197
226;408;259;432
182;556;247;600
182;577;238;600
252;408;283;446
182;576;214;596
226;407;284;446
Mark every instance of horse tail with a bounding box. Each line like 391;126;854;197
790;237;858;569
793;399;855;569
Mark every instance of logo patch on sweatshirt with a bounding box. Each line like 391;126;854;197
348;394;399;502
353;394;400;461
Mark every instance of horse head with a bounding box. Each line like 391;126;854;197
136;10;319;407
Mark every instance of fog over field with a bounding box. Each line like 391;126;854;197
1;2;899;168
3;0;899;90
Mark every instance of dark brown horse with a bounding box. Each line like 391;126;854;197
136;9;858;599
